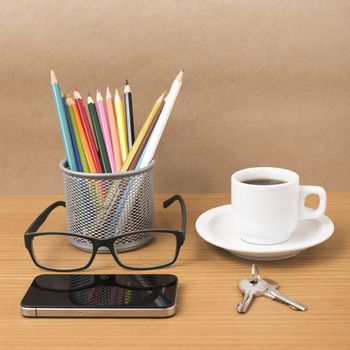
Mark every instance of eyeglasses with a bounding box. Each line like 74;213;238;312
24;195;186;272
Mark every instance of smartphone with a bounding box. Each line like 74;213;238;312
21;274;178;318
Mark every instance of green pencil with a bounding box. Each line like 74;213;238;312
87;95;111;173
65;96;89;172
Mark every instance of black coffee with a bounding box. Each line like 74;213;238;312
242;178;286;186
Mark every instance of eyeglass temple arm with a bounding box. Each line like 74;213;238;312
163;195;187;236
25;201;66;234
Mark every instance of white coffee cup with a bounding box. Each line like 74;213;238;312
231;167;327;245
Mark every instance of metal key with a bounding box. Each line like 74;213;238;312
251;263;260;283
263;278;307;311
237;278;269;313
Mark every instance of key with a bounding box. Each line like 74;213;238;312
237;278;269;313
251;263;260;283
263;279;307;311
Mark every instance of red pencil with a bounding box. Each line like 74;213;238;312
74;89;103;173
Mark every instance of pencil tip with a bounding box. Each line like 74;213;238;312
96;90;103;100
106;87;112;98
157;91;166;102
176;70;184;81
50;69;57;84
124;82;131;93
73;90;81;99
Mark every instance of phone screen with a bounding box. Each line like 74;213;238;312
21;274;178;309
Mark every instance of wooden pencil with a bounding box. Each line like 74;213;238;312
50;69;77;171
128;96;165;170
124;80;135;150
87;95;111;173
86;92;99;152
106;87;122;171
114;88;129;162
66;96;89;172
96;90;116;173
62;94;82;172
74;89;102;173
136;70;183;169
67;97;94;173
121;92;165;171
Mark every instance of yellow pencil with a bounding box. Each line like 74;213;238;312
114;88;128;162
121;92;166;171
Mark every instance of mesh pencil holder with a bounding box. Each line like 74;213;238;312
60;160;155;253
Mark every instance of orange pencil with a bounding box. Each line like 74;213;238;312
106;87;122;171
66;97;95;173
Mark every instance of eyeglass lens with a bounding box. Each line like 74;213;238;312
32;234;93;270
114;231;177;268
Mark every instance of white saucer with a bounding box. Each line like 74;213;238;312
195;205;334;261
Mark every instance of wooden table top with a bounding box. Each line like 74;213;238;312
0;193;349;350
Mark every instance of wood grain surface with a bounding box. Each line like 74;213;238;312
0;193;349;349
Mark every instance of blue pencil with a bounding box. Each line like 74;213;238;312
50;69;77;171
62;95;82;172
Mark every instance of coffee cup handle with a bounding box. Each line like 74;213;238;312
299;186;327;220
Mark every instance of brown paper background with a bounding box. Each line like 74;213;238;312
1;0;350;194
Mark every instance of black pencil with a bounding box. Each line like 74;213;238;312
124;80;135;150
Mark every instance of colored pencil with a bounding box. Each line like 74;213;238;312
123;93;165;171
66;97;94;173
62;95;82;172
106;94;166;232
106;87;122;171
114;88;128;162
86;94;99;152
50;69;77;171
88;94;112;173
96;90;116;173
74;90;103;173
87;95;112;173
65;96;89;172
136;70;183;169
124;80;135;150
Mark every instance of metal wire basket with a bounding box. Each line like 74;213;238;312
60;160;154;253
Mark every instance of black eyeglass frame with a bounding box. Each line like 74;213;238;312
24;195;186;272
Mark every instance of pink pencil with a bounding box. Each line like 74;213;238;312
96;90;117;172
106;87;122;170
